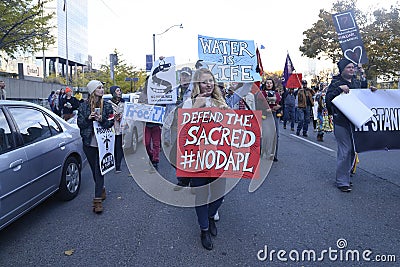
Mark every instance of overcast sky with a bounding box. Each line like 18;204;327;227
88;0;395;74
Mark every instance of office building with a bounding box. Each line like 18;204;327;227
37;0;88;79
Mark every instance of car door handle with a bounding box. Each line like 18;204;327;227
59;142;66;150
10;159;23;170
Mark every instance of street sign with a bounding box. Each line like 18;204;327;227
146;54;153;72
125;77;139;82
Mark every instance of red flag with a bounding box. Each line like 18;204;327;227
286;73;302;88
256;47;264;76
255;47;264;88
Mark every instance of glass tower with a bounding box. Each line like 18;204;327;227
38;0;88;77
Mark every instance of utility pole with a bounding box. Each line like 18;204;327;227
110;53;118;85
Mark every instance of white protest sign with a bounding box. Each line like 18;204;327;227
123;102;165;124
93;121;115;175
197;35;261;82
148;56;177;104
331;90;374;128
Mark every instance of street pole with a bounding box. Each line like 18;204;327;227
40;1;46;79
152;24;182;62
153;33;156;63
65;0;69;85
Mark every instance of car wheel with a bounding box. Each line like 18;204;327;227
57;156;81;201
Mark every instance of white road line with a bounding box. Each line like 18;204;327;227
290;134;335;152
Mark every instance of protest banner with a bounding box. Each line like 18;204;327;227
93;121;115;175
176;108;261;179
123;102;165;124
197;35;261;82
148;56;177;104
332;10;368;64
332;89;400;152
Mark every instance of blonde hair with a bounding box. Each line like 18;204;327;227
88;92;103;114
191;68;227;108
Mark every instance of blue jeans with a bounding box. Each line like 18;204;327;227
296;106;311;134
283;106;295;129
317;111;324;135
191;178;225;230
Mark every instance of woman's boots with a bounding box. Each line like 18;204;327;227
93;198;103;213
101;187;106;200
92;187;106;213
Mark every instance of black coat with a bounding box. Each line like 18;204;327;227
77;100;114;146
325;75;367;127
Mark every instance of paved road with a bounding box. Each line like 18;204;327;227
0;124;399;266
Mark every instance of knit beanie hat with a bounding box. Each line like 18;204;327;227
109;86;120;97
65;87;72;93
87;80;102;95
337;58;354;74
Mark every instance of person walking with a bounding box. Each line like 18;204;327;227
181;68;229;250
282;88;296;131
58;87;66;116
0;80;6;100
77;80;114;213
325;58;375;193
253;83;272;159
138;76;162;173
164;67;193;188
52;90;62;116
315;84;331;142
296;80;314;137
108;85;125;173
48;91;55;108
260;78;281;161
60;87;80;121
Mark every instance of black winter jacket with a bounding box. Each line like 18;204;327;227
77;100;114;146
325;75;367;127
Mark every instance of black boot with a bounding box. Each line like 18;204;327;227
209;217;217;236
200;229;213;250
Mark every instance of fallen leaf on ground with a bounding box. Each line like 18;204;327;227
64;249;75;256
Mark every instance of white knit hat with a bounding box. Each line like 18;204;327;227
87;80;102;95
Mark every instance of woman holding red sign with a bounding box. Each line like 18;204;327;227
181;68;228;250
